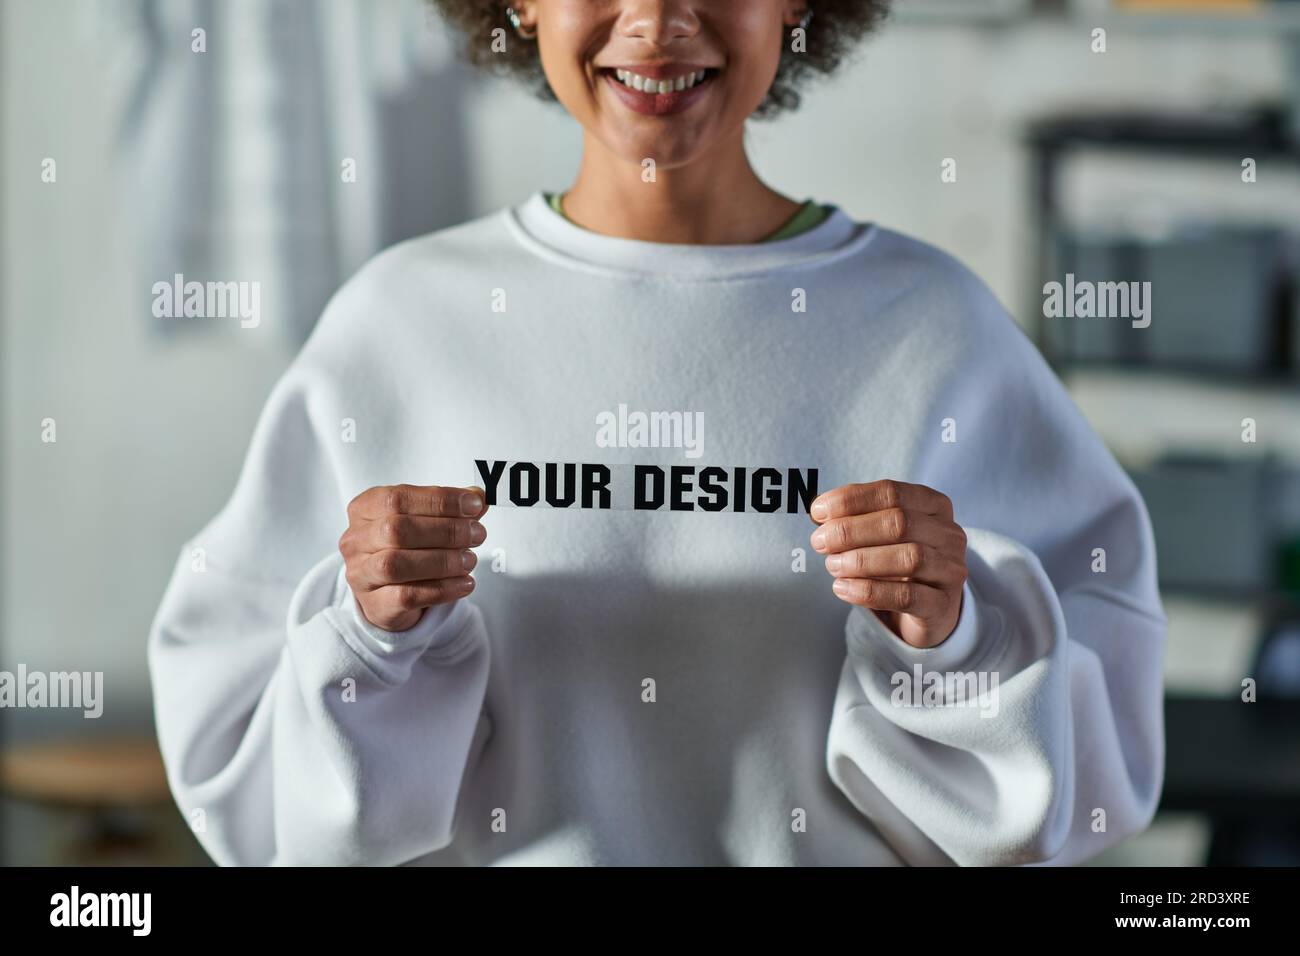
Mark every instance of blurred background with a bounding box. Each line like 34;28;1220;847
2;0;1299;866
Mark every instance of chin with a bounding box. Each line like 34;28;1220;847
605;126;713;171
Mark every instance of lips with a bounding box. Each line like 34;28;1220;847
598;66;719;117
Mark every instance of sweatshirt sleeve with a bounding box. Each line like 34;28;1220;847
147;285;491;867
824;265;1167;867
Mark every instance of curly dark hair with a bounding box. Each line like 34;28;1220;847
429;1;892;118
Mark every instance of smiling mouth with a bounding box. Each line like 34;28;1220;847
597;66;720;116
607;67;718;94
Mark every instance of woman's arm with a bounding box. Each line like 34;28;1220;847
150;549;490;866
147;351;491;866
825;515;1165;866
822;268;1166;865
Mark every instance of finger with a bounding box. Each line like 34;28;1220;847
349;484;487;521
830;577;948;620
824;543;966;588
358;514;487;552
368;576;476;619
810;479;952;524
811;509;961;555
360;547;477;588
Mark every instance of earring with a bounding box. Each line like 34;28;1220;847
505;5;537;40
796;8;813;30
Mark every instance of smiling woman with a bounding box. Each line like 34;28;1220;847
431;0;891;117
429;0;892;243
146;0;1169;870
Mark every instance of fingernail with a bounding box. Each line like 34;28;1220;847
460;550;476;571
459;576;475;593
469;521;486;545
826;555;842;573
811;501;828;521
832;579;850;597
461;491;483;516
811;529;826;552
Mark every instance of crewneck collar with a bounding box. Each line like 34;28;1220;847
504;191;874;280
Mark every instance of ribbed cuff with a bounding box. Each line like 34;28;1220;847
331;559;462;655
846;579;989;673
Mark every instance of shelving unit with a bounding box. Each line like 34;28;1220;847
893;0;1300;34
988;17;1300;852
1064;367;1300;466
1022;104;1300;610
1024;104;1300;363
1162;594;1262;695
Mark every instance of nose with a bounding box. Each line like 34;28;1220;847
614;0;701;46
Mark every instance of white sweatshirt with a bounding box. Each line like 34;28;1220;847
148;193;1167;866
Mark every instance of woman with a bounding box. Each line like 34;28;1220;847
149;0;1166;866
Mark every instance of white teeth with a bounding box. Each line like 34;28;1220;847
613;69;709;94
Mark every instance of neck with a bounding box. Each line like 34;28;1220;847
560;130;802;245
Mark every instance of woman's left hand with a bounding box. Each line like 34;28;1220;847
809;479;969;649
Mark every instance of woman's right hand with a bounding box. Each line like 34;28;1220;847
339;484;488;631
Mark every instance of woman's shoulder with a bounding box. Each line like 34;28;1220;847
312;206;519;327
859;224;995;298
832;219;1076;411
351;206;519;293
282;206;518;375
847;222;1023;344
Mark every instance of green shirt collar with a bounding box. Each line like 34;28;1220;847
544;192;830;244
